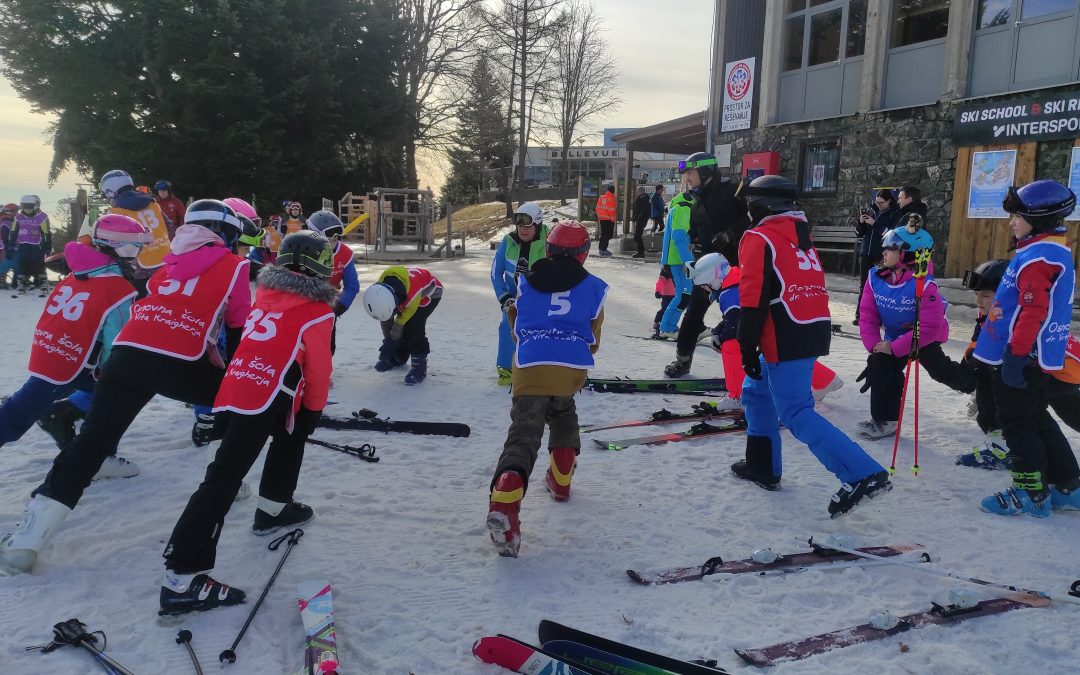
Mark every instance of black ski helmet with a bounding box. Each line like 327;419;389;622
679;152;718;183
741;175;797;224
307;209;345;239
185;199;260;246
963;259;1009;293
1002;179;1076;234
276;230;334;278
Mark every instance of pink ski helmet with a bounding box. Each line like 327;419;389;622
91;213;153;258
223;197;262;229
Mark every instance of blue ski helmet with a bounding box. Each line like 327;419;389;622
1002;179;1076;233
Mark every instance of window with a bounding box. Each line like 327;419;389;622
782;17;805;71
890;0;950;48
847;0;868;56
787;0;807;11
1022;0;1075;19
977;0;1012;28
808;9;843;65
799;141;842;195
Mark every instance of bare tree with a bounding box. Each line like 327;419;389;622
547;0;621;205
394;0;488;188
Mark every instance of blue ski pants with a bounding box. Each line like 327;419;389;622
659;265;693;333
497;308;514;370
741;357;884;484
0;372;93;446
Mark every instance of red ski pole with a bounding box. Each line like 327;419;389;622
889;247;932;475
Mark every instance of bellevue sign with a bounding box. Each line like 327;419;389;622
548;147;622;160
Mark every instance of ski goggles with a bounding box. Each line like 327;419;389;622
678;157;718;174
514;214;537;227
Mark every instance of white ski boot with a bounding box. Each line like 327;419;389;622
92;455;140;480
0;495;71;575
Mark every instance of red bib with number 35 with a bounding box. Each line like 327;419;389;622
213;300;335;415
114;255;248;360
28;275;137;384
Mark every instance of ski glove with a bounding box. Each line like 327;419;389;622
741;346;762;381
499;294;515;311
379;338;401;364
856;364;871;393
295;407;322;437
333;301;348;317
1000;350;1031;389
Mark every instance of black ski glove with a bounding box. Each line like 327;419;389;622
379;338;401;364
856;364;871;393
498;293;515;311
741;345;762;381
295;407;322;437
333;301;348;317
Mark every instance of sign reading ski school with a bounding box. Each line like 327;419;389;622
953;90;1080;145
721;58;755;132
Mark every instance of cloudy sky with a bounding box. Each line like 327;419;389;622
0;0;712;210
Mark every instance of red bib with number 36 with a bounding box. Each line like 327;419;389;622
28;275;137;384
114;255;248;360
213;300;334;415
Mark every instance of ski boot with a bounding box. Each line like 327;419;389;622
544;447;577;502
487;471;524;557
37;398;85;449
731;436;780;491
664;354;692;378
93;455;139;480
1049;478;1080;511
374;356;406;372
828;471;892;518
857;420;897;440
252;499;314;536
404;355;427;385
159;571;246;616
496;366;512;387
13;275;28;297
191;412;225;447
981;487;1051;517
956;430;1010;470
0;495;71;575
37;281;49;298
812;374;845;402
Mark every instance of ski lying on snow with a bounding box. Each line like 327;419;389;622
627;543;926;585
583;377;727;395
538;621;729;675
543;640;680;674
473;634;605;674
581;403;742;433
297;580;339;675
319;409;470;437
594;417;747;451
735;593;1050;667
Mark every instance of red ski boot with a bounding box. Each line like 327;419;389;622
544;447;577;502
487;471;524;557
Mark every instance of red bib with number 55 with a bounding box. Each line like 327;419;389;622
28;275;137;384
213;300;334;415
114;254;248;360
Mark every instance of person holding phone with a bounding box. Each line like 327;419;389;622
854;190;901;324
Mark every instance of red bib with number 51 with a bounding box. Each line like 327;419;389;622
28;275;137;384
114;255;248;360
213;300;334;415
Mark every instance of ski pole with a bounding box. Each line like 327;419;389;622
176;630;204;675
307;436;380;462
804;537;1080;606
220;528;304;665
27;618;136;675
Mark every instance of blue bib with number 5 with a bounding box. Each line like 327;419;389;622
513;274;608;369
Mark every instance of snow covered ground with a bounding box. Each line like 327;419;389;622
1;252;1078;674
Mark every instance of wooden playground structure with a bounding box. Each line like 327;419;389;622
332;188;461;258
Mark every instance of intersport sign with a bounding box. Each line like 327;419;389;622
953;90;1080;145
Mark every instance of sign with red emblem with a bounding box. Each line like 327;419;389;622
721;58;755;132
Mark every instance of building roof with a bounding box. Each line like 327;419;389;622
611;111;706;154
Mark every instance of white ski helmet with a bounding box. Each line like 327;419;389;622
514;202;543;226
362;283;399;321
19;195;41;212
99;169;134;200
690;252;732;290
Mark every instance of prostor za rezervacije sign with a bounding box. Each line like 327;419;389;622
953;90;1080;146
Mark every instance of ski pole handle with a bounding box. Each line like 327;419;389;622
803;536;1080;606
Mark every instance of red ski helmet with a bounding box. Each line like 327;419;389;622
546;220;591;263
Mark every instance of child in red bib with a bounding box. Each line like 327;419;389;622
160;231;336;616
362;266;443;385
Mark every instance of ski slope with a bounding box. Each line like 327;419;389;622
1;252;1078;674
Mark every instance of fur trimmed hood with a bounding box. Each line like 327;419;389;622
258;264;338;305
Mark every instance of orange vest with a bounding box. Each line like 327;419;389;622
114;255;248;361
110;203;171;270
28;275;136;384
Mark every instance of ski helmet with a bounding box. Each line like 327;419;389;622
690;252;732;289
277;230;334;278
307;210;344;239
882;226;933;253
184;198;259;246
1;203;17;215
514;202;543;227
1002;179;1076;233
19;195;40;213
546;220;591;263
222;197;262;229
91;213;153;259
963;259;1009;293
154;179;171;191
99;169;134;200
135;185;151;194
742;175;797;224
678;152;718;183
362;283;400;321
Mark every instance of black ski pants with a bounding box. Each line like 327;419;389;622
633;218;648;256
991;366;1079;486
675;285;713;358
866;343;976;422
380;296;440;360
164;400;305;573
598;220;615;252
492;394;579;493
34;346;225;509
974;363;1080;435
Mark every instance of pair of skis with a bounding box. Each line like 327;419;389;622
582;402;746;450
475;620;728;675
583;377;727;396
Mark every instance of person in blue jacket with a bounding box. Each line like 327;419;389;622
650;184;666;233
491;203;549;385
655;189;696;338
